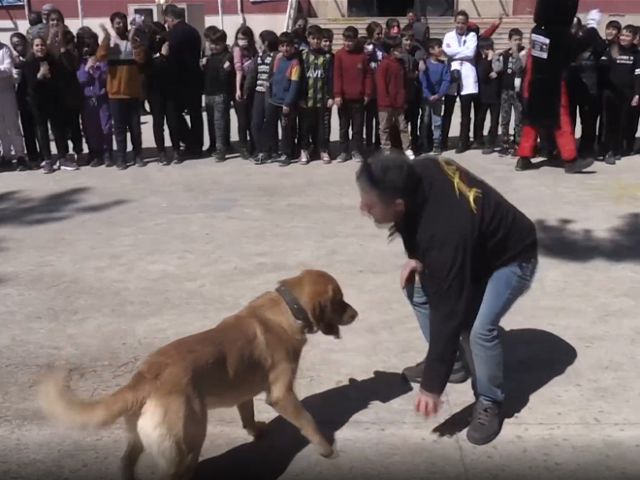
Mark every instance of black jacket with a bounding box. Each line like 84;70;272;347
203;49;235;96
22;54;61;116
396;156;537;394
167;20;203;91
477;56;501;104
600;44;640;97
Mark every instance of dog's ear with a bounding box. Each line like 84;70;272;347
310;281;342;339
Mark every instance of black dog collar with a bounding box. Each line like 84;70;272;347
276;285;317;334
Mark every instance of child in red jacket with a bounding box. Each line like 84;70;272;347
376;36;412;158
333;26;373;162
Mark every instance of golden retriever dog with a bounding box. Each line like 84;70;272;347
38;269;358;480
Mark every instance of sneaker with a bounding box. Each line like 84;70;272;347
405;149;415;160
515;157;534;172
455;143;469;154
116;159;128;170
336;153;350;163
351;151;364;163
298;150;310;165
215;150;226;163
253;153;266;165
320;151;332;164
432;147;442;156
90;157;104;168
276;154;292;167
482;146;494;155
158;151;171;166
41;160;55;174
467;400;503;446
15;156;30;171
604;152;617;166
135;155;146;168
401;357;470;384
564;157;594;174
104;153;115;168
59;155;79;171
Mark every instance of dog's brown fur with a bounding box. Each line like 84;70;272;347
38;270;358;480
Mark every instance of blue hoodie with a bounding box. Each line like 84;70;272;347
420;58;451;99
269;53;301;107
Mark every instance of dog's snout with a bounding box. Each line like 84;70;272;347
342;305;358;325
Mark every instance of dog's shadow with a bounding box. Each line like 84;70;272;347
432;327;577;437
194;370;412;480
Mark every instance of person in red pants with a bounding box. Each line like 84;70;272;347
515;0;602;174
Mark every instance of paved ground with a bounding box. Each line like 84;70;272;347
1;110;640;480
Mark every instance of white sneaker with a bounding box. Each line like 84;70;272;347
405;149;415;160
298;150;310;165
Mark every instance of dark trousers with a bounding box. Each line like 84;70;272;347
61;107;83;155
110;98;142;161
234;94;254;153
442;93;474;150
569;86;600;156
338;100;364;155
148;91;178;152
264;102;295;158
33;107;66;160
167;88;203;153
252;92;276;155
18;98;39;161
405;101;420;151
476;102;500;147
602;90;634;156
627;105;640;154
205;94;231;154
300;106;329;153
365;99;380;149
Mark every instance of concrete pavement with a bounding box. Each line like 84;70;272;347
1;111;639;480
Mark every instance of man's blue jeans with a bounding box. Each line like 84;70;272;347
404;259;537;404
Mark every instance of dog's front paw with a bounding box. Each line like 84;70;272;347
248;421;268;439
319;441;338;459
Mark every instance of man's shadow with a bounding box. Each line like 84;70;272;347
433;327;577;437
194;371;412;480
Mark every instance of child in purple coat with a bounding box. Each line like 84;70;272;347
76;27;112;167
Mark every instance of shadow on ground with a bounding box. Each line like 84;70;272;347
432;327;577;437
536;213;640;262
195;371;412;480
0;188;128;227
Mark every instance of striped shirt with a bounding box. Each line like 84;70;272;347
302;49;332;108
255;51;275;94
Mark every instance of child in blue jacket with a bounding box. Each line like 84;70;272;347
420;38;451;155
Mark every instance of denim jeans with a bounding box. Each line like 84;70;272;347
205;94;231;154
404;258;537;404
421;99;444;149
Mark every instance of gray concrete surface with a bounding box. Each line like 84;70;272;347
1;109;640;480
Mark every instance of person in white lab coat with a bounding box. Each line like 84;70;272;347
0;40;27;170
442;10;478;154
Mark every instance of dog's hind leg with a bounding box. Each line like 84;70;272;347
237;399;268;439
139;393;207;480
121;414;144;480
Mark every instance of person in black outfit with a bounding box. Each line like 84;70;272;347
56;30;83;168
163;4;204;160
357;153;537;446
568;18;606;158
202;26;235;162
145;22;179;165
10;33;39;169
600;25;640;165
475;38;501;154
23;37;68;173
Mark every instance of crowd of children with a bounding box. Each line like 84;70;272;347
0;5;639;173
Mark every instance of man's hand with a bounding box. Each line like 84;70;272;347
419;59;426;72
400;259;423;288
99;24;110;42
429;95;440;102
161;42;170;57
236;90;243;102
283;105;290;114
85;56;98;71
327;98;334;109
489;71;498;79
364;96;370;104
415;389;442;417
632;95;639;107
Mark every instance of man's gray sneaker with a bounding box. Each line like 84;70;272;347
467;400;503;445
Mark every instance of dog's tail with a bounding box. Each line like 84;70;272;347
38;368;149;428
